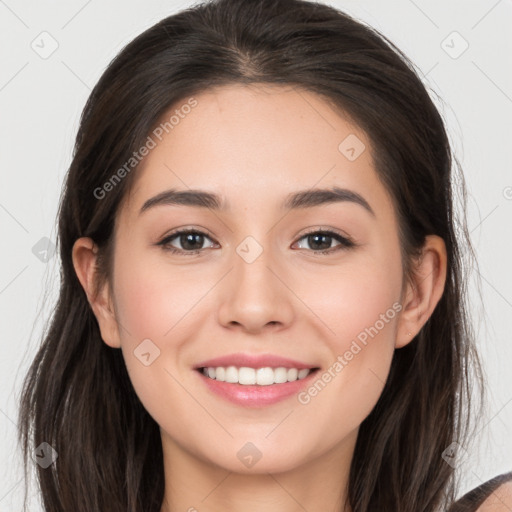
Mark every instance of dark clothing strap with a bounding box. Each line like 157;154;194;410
449;471;512;511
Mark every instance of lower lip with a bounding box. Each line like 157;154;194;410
195;368;319;407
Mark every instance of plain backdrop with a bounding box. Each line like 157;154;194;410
0;0;511;510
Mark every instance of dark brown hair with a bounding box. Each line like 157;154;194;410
18;0;484;510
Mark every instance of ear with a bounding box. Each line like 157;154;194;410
71;237;121;348
395;234;447;349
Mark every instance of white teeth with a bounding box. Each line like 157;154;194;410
216;367;225;381
225;366;238;383
298;368;310;379
239;367;256;385
287;368;298;381
256;367;274;386
201;366;313;385
274;367;288;383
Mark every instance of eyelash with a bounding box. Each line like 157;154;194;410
157;227;356;256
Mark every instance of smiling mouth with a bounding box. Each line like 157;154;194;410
197;366;320;386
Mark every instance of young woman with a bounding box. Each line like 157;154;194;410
17;0;512;510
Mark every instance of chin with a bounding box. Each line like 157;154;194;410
197;436;317;476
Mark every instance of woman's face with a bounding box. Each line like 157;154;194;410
90;84;415;474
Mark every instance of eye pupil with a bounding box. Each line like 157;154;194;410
181;233;204;250
308;233;331;250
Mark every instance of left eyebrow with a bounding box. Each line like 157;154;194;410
139;186;376;217
283;187;375;217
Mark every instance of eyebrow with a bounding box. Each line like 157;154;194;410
139;186;375;217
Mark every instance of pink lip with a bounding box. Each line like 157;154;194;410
195;368;320;407
194;353;317;370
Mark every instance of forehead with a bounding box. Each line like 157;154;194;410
120;83;395;223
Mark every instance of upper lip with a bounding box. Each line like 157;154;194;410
194;353;319;370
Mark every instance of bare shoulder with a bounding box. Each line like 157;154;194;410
476;480;512;511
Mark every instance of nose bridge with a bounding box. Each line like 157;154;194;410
216;231;295;332
232;233;279;304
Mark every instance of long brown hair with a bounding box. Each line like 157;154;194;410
18;0;484;510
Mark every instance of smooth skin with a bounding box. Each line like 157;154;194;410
478;482;512;511
73;84;448;512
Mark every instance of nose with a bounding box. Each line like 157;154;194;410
216;244;295;334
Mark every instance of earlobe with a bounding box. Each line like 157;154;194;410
395;235;447;348
71;237;121;348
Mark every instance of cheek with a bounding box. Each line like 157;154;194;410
112;250;203;343
294;252;402;423
110;252;200;391
306;252;402;351
333;275;400;355
111;255;202;426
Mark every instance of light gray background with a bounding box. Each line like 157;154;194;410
0;0;511;510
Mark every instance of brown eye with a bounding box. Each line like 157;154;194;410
294;230;355;254
158;230;216;254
